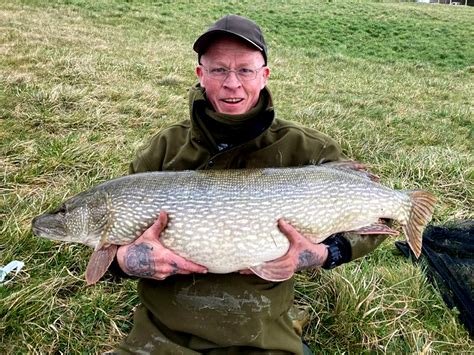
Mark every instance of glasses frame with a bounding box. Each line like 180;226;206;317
200;65;266;82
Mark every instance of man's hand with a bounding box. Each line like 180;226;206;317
116;211;207;280
240;219;329;280
261;219;329;273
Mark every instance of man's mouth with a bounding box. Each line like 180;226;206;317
221;98;243;104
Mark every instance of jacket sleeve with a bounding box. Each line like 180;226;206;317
129;141;162;174
129;131;171;174
343;233;388;261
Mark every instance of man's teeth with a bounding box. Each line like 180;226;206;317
222;98;243;103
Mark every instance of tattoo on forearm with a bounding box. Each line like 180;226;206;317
297;249;325;271
124;243;155;277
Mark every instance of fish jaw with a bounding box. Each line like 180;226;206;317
32;213;69;242
32;211;99;248
32;188;111;249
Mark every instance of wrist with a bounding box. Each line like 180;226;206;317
321;233;352;270
296;243;329;271
115;246;131;275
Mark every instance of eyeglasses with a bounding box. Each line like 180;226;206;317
200;65;266;81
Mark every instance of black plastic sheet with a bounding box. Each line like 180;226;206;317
396;220;474;337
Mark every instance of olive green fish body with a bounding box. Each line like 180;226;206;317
32;164;436;282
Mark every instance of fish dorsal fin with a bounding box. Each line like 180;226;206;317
85;245;118;285
322;160;380;182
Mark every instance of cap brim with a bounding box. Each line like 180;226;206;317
193;29;263;55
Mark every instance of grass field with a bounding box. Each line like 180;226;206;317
1;0;473;353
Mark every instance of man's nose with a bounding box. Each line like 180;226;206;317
223;71;242;88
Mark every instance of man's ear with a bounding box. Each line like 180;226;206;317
195;66;205;88
261;67;270;89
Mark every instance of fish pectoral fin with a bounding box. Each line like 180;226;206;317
93;192;115;252
349;223;399;236
85;244;118;285
249;262;295;282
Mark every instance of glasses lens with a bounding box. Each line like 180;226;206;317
236;68;257;81
206;67;260;81
208;68;228;79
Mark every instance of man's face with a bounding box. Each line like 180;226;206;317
196;37;270;115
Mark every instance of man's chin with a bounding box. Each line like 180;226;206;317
217;103;248;115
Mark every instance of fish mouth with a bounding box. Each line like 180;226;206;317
31;214;67;240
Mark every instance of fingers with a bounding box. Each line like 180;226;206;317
117;241;207;280
151;258;207;280
116;208;207;280
158;210;168;227
169;252;208;273
277;219;301;244
149;211;168;237
139;211;168;242
278;219;318;251
277;219;307;259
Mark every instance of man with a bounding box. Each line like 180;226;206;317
114;15;385;354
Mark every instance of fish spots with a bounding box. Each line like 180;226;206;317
236;242;247;250
171;222;184;228
53;165;422;274
124;220;137;228
197;226;210;234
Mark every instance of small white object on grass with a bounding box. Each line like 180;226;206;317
0;260;25;284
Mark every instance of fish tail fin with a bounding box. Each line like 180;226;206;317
403;190;437;258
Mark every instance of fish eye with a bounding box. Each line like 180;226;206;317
51;204;67;214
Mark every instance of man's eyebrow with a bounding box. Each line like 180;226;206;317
206;61;263;68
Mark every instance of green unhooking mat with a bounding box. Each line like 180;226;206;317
395;220;474;337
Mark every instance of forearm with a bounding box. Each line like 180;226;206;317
343;232;388;261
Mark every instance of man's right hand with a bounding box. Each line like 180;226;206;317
116;211;208;280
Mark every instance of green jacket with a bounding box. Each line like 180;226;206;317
118;86;385;354
130;87;343;172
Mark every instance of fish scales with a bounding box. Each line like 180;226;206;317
32;164;436;283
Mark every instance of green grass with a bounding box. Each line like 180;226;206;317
1;0;473;353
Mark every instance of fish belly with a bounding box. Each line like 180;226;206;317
106;166;411;272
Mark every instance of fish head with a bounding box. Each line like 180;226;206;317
32;189;109;248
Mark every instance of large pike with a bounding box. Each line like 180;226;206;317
32;162;436;284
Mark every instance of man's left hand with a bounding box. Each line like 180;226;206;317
239;219;329;277
264;219;329;272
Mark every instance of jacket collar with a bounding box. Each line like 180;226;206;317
188;84;275;151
